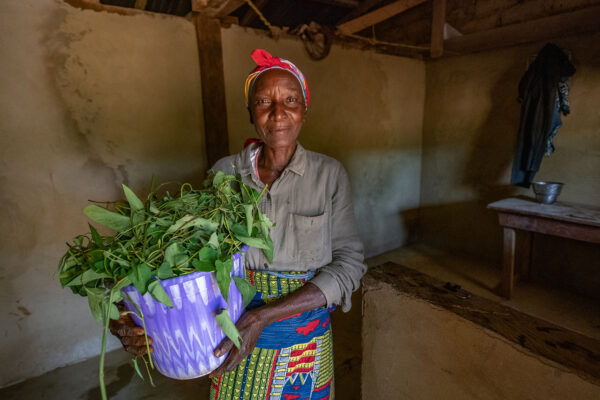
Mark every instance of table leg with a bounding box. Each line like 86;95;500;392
516;231;533;282
499;227;516;298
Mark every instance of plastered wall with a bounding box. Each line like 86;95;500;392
362;278;600;400
220;25;425;257
0;1;425;386
0;0;204;387
420;34;600;294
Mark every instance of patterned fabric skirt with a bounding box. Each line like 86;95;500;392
209;270;335;400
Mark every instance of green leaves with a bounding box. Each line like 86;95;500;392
122;184;144;212
233;276;257;308
166;215;218;235
164;243;188;268
84;205;131;232
157;262;175;279
59;173;275;400
215;259;234;301
215;309;241;349
128;263;152;294
192;247;217;271
66;269;109;287
148;280;173;308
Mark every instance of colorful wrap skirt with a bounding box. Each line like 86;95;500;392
209;269;335;400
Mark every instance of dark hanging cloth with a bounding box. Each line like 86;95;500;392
511;43;575;188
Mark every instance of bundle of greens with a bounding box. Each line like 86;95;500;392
58;172;274;400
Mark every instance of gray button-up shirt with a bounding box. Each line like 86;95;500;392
212;142;366;312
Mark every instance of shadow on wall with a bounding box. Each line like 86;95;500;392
420;63;526;265
462;68;523;203
409;200;504;266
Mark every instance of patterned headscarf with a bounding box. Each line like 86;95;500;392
244;49;310;110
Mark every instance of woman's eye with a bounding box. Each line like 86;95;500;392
286;97;297;103
256;99;271;105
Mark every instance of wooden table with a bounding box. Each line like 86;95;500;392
487;197;600;299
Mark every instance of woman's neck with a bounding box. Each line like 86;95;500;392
257;143;296;187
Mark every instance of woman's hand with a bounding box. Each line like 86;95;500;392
109;307;153;357
208;309;266;378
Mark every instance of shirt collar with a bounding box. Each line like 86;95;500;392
239;141;306;177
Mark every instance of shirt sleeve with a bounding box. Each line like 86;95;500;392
309;163;367;312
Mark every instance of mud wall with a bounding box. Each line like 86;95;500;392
0;0;204;386
362;277;600;400
420;34;600;298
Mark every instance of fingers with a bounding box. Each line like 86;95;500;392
124;344;154;357
214;337;234;358
209;351;236;379
110;323;145;337
121;335;152;346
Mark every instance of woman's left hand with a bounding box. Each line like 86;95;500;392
208;309;266;378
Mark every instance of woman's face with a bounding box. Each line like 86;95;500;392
249;69;306;149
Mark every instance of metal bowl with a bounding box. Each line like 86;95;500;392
532;181;564;204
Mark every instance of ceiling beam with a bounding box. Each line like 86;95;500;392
240;0;268;26
445;5;600;55
192;0;247;17
430;0;446;58
63;0;151;16
336;0;427;35
337;0;386;24
310;0;360;7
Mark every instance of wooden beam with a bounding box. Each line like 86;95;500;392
430;0;446;58
205;0;246;17
368;263;600;382
63;0;152;16
337;0;387;24
240;0;268;26
191;0;208;12
194;15;230;167
336;0;427;35
445;5;600;55
310;0;359;7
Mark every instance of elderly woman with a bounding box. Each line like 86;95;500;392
111;49;366;399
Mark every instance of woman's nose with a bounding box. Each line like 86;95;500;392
270;101;286;120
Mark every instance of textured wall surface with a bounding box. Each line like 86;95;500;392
0;0;204;386
0;3;425;386
420;34;600;273
221;25;426;257
362;277;600;400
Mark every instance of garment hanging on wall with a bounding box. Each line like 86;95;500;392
511;43;575;188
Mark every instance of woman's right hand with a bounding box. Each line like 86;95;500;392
109;307;153;356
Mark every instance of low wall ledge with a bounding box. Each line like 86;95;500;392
363;262;600;384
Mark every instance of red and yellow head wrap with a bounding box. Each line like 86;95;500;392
244;49;310;110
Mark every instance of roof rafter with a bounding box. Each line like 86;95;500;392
430;0;446;58
192;0;247;17
445;5;600;55
336;0;427;35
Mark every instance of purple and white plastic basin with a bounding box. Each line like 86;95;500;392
122;246;248;379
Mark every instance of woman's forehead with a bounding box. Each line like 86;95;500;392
253;69;303;93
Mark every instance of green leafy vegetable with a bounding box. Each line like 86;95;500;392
215;308;242;349
233;276;257;308
57;172;274;400
83;205;131;232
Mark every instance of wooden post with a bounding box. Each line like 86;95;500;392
500;227;516;298
194;14;230;168
430;0;446;58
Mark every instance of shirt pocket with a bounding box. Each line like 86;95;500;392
291;212;331;268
